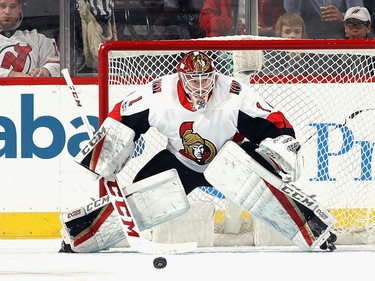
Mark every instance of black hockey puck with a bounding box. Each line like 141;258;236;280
153;256;167;269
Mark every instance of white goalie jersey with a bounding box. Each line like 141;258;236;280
108;72;295;174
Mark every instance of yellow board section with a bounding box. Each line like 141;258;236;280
330;208;375;231
215;208;375;233
0;212;61;239
2;208;375;239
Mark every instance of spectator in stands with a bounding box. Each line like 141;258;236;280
343;6;373;39
283;0;364;39
0;0;60;77
199;0;286;38
199;0;246;37
340;7;375;76
258;0;285;36
260;13;318;76
275;12;308;38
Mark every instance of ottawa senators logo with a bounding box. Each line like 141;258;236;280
192;53;211;72
178;122;216;165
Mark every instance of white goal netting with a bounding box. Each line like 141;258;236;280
98;36;375;247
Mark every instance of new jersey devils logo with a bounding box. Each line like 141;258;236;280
0;43;32;73
179;122;216;165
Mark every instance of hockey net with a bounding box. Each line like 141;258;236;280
98;36;375;247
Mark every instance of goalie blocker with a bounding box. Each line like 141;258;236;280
204;141;337;251
74;117;135;180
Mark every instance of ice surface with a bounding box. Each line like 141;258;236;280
0;239;374;281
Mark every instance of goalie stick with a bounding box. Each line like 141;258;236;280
61;68;197;255
61;68;94;139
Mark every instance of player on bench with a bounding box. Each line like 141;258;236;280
59;51;336;253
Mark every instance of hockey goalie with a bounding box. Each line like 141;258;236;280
59;51;336;253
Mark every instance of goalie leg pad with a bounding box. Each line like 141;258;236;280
204;141;336;251
125;169;190;231
208;160;312;249
74;117;135;179
60;169;189;252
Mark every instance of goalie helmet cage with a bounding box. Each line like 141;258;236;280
98;37;375;247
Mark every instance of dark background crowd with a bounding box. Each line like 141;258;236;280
2;0;375;77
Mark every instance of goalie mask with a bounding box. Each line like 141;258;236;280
177;51;215;110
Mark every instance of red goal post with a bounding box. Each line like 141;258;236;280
98;37;375;247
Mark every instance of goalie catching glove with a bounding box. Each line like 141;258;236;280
256;135;301;182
